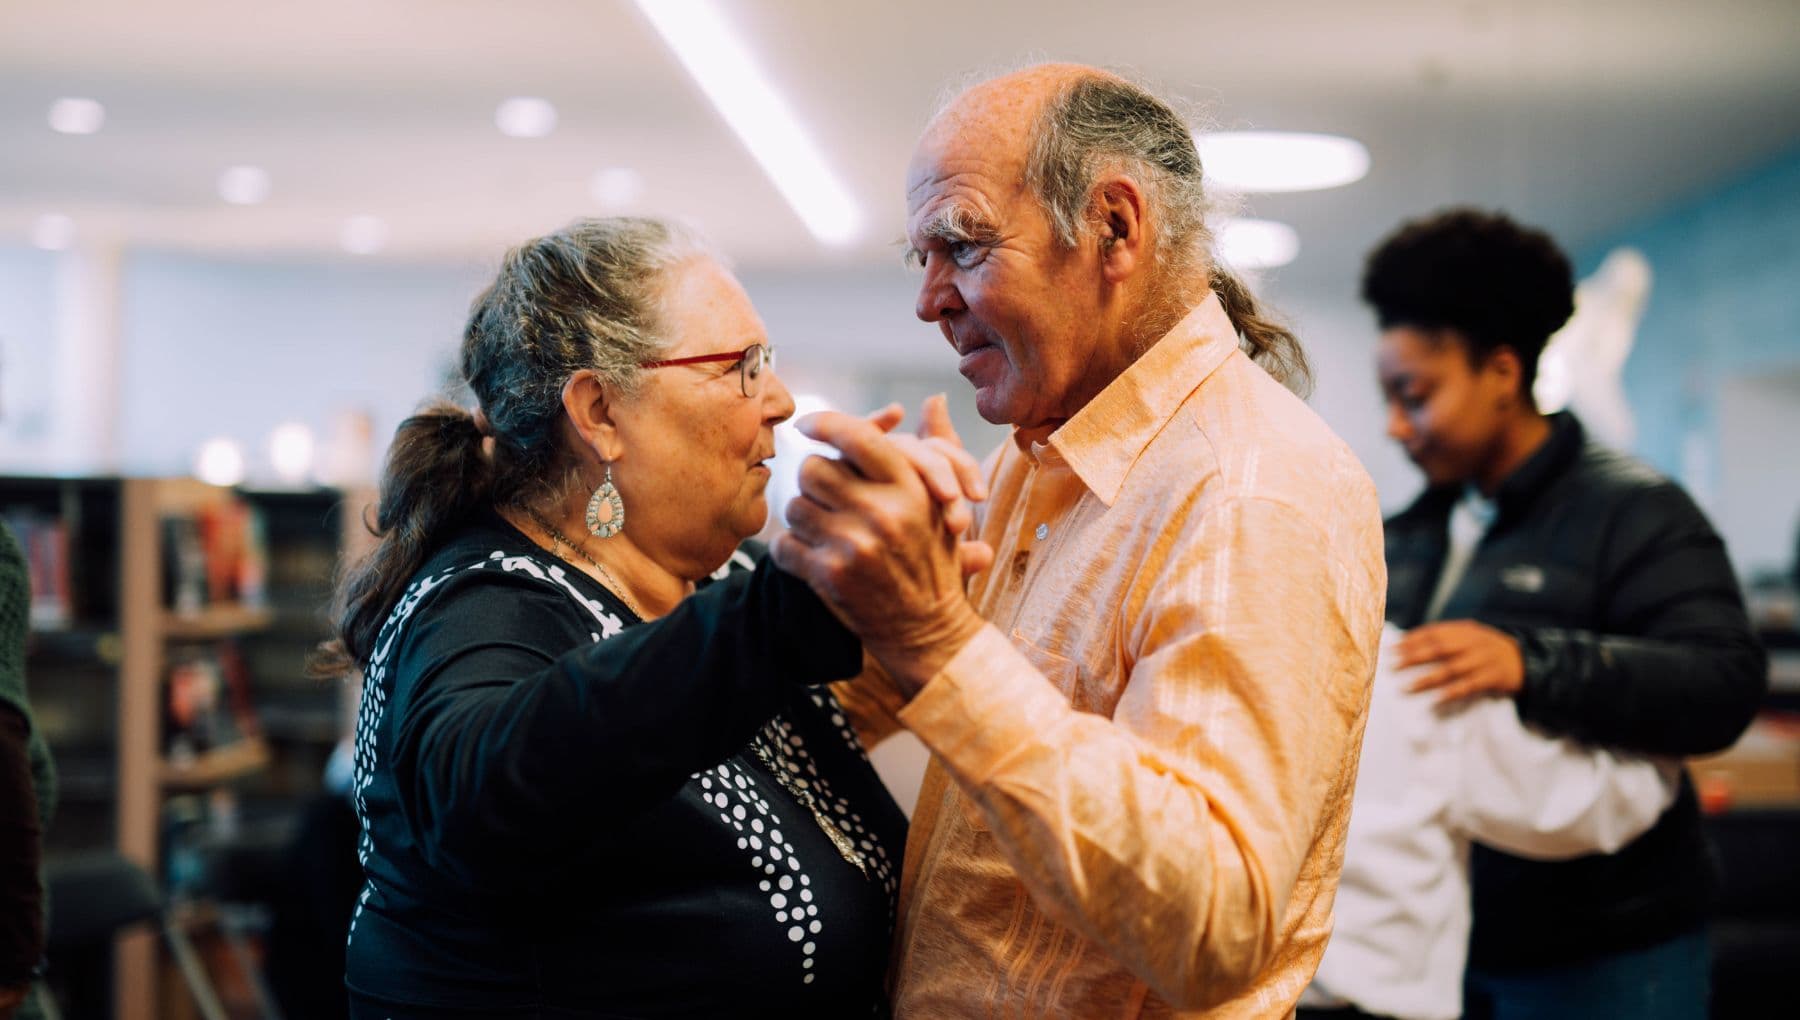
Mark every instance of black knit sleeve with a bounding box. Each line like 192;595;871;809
0;706;43;985
386;553;860;888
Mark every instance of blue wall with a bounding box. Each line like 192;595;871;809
1583;142;1800;485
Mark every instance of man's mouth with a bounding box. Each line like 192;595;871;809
945;322;996;358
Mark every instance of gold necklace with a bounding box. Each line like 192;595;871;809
524;508;649;621
749;735;871;880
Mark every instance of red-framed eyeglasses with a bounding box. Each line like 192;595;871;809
640;343;775;398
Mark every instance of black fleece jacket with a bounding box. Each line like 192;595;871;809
1384;413;1766;970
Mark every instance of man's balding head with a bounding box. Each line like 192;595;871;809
913;63;1101;167
903;64;1310;428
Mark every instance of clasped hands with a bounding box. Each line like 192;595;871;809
771;396;992;699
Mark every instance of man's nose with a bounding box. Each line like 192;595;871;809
915;258;965;323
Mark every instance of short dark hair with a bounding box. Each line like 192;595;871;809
1360;208;1575;394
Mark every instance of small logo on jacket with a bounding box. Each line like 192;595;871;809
1501;565;1545;593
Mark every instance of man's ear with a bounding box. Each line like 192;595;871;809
562;369;626;462
1092;174;1148;284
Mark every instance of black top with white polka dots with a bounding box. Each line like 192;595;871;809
345;516;905;1018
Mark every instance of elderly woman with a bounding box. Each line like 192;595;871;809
323;218;973;1018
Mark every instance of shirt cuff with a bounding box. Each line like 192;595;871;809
896;624;1072;785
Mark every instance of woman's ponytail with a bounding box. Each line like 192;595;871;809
311;401;492;678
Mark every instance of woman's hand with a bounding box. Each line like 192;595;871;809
861;396;994;577
774;408;990;695
1397;620;1526;705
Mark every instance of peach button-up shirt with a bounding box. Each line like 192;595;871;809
839;293;1386;1018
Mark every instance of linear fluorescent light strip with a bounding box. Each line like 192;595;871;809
634;0;862;246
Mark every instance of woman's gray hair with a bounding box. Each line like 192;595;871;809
460;216;717;504
1023;72;1313;394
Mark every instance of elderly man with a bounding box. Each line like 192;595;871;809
772;64;1385;1017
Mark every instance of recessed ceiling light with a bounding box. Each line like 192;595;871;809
590;168;644;209
267;422;316;484
48;97;106;135
1216;217;1300;270
218;165;271;205
1198;132;1370;193
31;214;75;251
633;0;861;246
496;97;557;138
194;437;247;487
340;215;390;255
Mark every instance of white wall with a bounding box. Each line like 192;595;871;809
0;248;59;471
1717;371;1800;578
115;251;486;480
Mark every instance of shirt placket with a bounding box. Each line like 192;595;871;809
995;446;1078;636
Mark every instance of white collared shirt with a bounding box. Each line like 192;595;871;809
1305;624;1681;1019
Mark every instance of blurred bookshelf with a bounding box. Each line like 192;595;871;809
2;474;372;1020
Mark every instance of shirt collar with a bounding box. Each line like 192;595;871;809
1024;292;1238;506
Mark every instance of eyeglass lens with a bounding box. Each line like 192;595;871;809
740;344;772;398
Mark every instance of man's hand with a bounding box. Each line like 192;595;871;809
859;396;994;575
1396;620;1526;704
773;400;989;697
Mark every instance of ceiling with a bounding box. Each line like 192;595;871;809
3;0;1799;291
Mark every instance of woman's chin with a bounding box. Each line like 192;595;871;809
738;499;770;539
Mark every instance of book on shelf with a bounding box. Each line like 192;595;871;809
3;509;71;628
164;640;262;764
161;496;269;614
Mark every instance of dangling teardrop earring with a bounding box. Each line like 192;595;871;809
585;464;625;539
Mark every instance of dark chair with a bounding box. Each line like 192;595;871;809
1705;807;1800;1019
44;850;230;1020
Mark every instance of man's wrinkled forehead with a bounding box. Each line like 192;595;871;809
903;123;1027;230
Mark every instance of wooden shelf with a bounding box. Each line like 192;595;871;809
161;604;275;640
158;737;272;791
4;475;370;1020
26;624;123;664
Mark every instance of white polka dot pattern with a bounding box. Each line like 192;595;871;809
693;755;824;981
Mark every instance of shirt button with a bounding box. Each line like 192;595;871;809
1035;523;1049;541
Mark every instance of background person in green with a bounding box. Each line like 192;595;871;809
1368;208;1765;1019
1;515;56;1020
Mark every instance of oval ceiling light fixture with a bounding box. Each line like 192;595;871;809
48;97;106;135
218;165;271;205
590;167;645;209
340;214;390;255
1216;217;1300;270
32;213;75;251
496;96;557;138
1198;131;1370;193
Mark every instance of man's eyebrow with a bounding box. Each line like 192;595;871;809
903;204;1001;266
